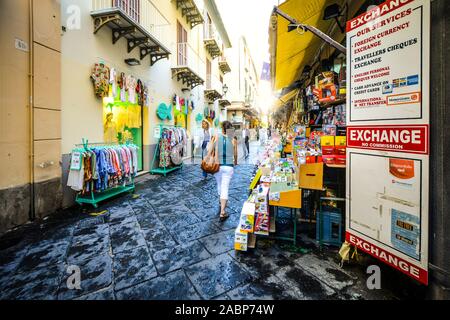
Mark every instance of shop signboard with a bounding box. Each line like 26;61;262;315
346;0;430;285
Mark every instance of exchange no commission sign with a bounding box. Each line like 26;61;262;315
346;0;430;285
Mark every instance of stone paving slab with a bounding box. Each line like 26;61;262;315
181;196;208;209
158;211;201;231
227;274;302;300
76;287;115;300
184;253;253;299
212;294;231;300
228;245;291;276
156;203;193;216
58;253;113;300
15;238;70;273
110;222;146;255
145;196;176;208
199;230;235;256
0;263;64;300
169;220;221;244
292;254;355;291
152;241;211;275
115;270;200;300
67;232;110;265
191;205;221;221
113;246;157;291
141;226;178;254
0;243;30;280
274;265;338;300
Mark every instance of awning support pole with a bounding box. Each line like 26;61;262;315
272;6;347;54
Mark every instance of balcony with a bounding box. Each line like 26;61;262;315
204;23;222;60
171;42;205;90
91;0;171;66
218;99;231;109
175;0;204;29
204;75;223;102
218;57;231;74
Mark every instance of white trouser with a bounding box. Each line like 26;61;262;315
214;166;234;200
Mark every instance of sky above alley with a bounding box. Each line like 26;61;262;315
216;0;280;115
216;0;280;76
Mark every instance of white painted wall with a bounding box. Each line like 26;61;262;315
60;0;230;172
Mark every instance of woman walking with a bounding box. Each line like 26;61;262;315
214;121;238;221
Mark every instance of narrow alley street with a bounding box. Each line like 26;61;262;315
0;142;406;301
1;0;448;307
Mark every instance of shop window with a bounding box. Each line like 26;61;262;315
103;99;144;172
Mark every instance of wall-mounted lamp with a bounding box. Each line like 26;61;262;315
125;58;141;66
323;3;348;33
222;84;229;96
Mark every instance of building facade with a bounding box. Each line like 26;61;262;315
0;0;232;234
225;36;259;130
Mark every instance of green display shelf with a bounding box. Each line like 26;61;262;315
75;184;135;208
150;165;183;177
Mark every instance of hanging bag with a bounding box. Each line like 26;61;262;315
170;144;183;166
201;135;220;174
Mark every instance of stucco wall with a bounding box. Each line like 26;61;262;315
59;0;228;206
0;0;62;233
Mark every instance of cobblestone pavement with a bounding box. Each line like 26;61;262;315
0;142;417;300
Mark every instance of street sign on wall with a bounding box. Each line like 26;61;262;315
346;0;430;285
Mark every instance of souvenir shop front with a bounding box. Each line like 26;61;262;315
234;62;348;252
91;62;148;173
236;0;434;288
64;62;152;207
150;94;192;176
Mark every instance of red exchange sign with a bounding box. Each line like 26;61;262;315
346;232;428;285
347;125;429;155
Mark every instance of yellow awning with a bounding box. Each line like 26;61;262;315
273;88;299;109
270;0;362;91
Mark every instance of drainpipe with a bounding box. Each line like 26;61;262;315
29;0;35;221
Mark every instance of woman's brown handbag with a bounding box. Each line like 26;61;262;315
201;136;220;174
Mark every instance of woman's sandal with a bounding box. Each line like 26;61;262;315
219;212;229;222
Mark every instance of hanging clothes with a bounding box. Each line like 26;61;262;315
110;68;117;97
91;63;110;98
127;75;137;104
158;127;188;168
144;85;149;107
119;72;127;102
68;144;139;194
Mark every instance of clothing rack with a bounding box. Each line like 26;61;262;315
74;139;136;208
150;124;184;176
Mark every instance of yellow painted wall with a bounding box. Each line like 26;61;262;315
33;0;62;184
0;0;31;189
